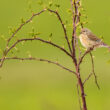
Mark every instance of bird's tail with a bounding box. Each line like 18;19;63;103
101;42;110;50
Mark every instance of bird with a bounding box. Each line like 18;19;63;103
79;28;110;50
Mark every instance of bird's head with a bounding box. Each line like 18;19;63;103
81;28;91;35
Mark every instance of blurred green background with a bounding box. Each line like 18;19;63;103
0;0;110;110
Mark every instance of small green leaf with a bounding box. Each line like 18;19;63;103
21;17;26;24
49;33;53;38
32;27;35;33
49;1;53;7
48;33;53;42
65;20;68;24
99;35;104;41
54;4;60;8
37;0;43;5
34;32;41;36
29;32;34;37
67;9;72;14
8;26;16;34
64;24;67;29
62;45;65;48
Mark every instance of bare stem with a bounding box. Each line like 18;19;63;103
7;9;46;46
83;73;93;85
6;8;72;56
90;52;100;89
78;48;93;66
0;37;72;68
47;9;72;54
7;37;72;58
0;57;76;75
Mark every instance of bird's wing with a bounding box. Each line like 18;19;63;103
88;33;101;42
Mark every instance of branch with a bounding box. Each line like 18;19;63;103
82;53;100;89
83;73;93;85
70;0;81;66
78;43;102;66
70;0;81;28
78;48;93;66
0;57;77;75
6;37;72;57
71;0;77;47
47;9;72;54
0;37;72;67
90;52;100;89
5;8;72;57
7;9;46;46
70;0;74;15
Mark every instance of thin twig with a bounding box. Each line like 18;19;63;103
90;52;100;89
78;48;100;88
0;37;72;67
78;43;101;66
71;0;79;48
83;73;93;85
47;9;72;54
70;0;82;65
70;0;74;15
78;48;93;66
0;57;77;75
70;0;79;66
6;8;72;55
7;9;46;46
7;37;72;57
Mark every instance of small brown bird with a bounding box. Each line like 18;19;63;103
79;28;110;49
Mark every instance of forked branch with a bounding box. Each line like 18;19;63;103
78;48;93;66
83;53;100;89
0;37;72;68
90;52;100;89
47;9;72;53
7;9;46;46
6;8;72;56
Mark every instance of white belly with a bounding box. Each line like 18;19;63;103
79;34;98;49
79;34;89;48
79;34;104;49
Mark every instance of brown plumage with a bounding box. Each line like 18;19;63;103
79;28;110;49
87;33;100;41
